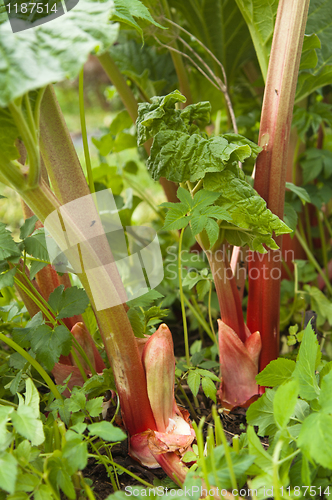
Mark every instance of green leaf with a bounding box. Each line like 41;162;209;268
196;280;210;301
204;169;291;252
62;437;88;475
0;108;20;162
86;397;104;417
112;0;163;40
285;182;311;204
19;215;38;240
11;406;44;446
15;472;39;492
30;324;72;371
48;285;89;319
319;370;332;414
126;289;164;308
0;222;20;260
24;378;40;419
247;426;273;472
23;230;48;262
148;131;253;183
234;0;278;80
0;0;118;106
127;308;145;338
0;452;18;494
201;376;217;403
187;370;201;397
273;379;299;429
0;267;16;291
163;207;191;231
292;322;320;400
246;389;276;436
177;187;194;210
255;358;296;387
300;149;332;183
298;412;332;468
87;421;126;442
296;0;332;102
304;285;332;327
190;214;208;236
34;485;54;500
205;218;220;247
283;202;298;233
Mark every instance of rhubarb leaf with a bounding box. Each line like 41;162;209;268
246;389;276;436
48;285;89;319
137;91;209;145
148;131;252;183
234;0;278;80
292;322;320;401
256;358;296;387
204;169;291;252
30;324;72;371
0;0;118;107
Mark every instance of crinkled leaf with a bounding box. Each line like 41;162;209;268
256;358;296;387
48;285;89;319
137;91;210;145
292;322;320;400
30;324;72;371
204;169;291;252
298;412;332;468
0;0;118;107
148;131;252;183
87;421;126;441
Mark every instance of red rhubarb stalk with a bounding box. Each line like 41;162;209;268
247;0;310;371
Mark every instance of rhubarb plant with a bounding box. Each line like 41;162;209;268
136;90;291;407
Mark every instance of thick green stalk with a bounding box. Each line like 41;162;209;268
247;0;310;371
39;85;91;204
7;179;157;436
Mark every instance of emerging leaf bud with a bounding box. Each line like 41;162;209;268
71;322;106;373
142;324;175;432
218;320;261;408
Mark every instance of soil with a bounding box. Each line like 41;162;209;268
82;403;258;500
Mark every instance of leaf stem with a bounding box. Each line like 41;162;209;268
179;228;190;367
0;332;63;400
295;229;332;295
79;68;94;194
183;294;215;342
